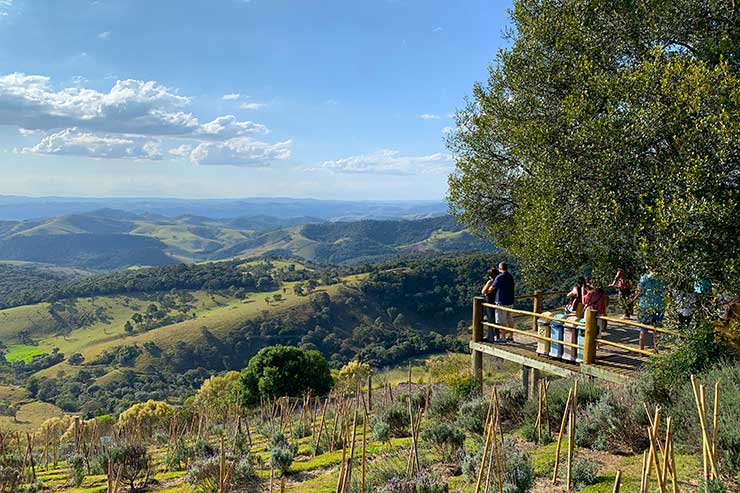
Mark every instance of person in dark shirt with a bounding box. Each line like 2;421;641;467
492;262;516;343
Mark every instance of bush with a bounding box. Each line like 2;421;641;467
570;458;598;490
496;382;527;423
428;385;460;422
372;418;392;443
374;401;410;438
186;456;255;493
520;421;552;445
420;419;465;463
269;432;297;476
96;444;151;492
501;440;534;493
575;393;616;451
456;395;489;436
0;455;23;493
67;454;86;487
349;453;407;493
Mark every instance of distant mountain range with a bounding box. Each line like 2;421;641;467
0;209;492;270
0;196;448;221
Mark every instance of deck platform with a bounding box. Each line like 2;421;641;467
471;318;653;385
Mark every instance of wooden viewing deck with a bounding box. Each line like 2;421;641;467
469;293;668;394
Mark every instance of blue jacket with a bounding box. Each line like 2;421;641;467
492;271;515;305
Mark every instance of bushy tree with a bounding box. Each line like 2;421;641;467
238;345;333;406
447;0;739;295
193;371;241;422
117;400;174;440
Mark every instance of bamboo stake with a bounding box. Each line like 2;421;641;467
640;450;648;493
475;406;496;493
361;409;367;493
612;469;622;493
344;398;360;493
314;398;329;456
690;375;718;478
552;388;573;484
711;380;719;460
647;425;667;493
660;417;672;487
566;380;578;490
491;387;504;493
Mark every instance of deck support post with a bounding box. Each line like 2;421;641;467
472;296;484;390
583;309;598;365
521;365;531;399
530;368;541;400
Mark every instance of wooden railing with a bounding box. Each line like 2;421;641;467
472;292;671;366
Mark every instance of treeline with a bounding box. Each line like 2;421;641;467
0;260;290;309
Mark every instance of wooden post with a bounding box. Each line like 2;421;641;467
521;366;530;399
473;296;484;343
532;290;543;332
530;368;541;401
613;469;622;493
583;309;598;365
367;374;373;412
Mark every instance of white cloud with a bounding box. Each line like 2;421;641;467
222;93;240;100
168;143;193;157
318;149;453;175
0;0;13;16
98;31;111;40
0;73;290;163
432;27;444;33
418;113;440;120
26;128;162;160
190;137;291;166
18;128;39;136
239;101;267;110
0;73;266;138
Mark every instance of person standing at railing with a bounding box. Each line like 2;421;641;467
636;271;666;351
565;276;586;314
583;282;608;343
492;262;516;343
481;267;500;342
609;268;635;319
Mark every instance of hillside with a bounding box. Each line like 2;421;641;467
0;211;492;270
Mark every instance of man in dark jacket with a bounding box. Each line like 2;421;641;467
492;262;515;343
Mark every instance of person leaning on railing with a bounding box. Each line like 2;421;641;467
481;267;500;342
583;282;608;343
635;271;666;351
491;262;516;343
609;268;635;319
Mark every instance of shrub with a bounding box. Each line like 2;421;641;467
428;385;460;422
372;417;392;443
374;401;410;438
698;479;727;493
97;444;151;492
456;395;489;435
269;432;297;476
496;382;527;423
186;456;255;493
0;455;23;493
575;393;616;451
501;440;534;493
349;453;407;493
67;454;86;487
520;421;552;445
570;458;599;490
420;419;465;463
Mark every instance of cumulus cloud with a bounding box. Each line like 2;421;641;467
0;73;288;163
0;0;13;16
168;143;193;157
318;150;453;175
0;73;266;138
190;137;291;166
98;31;111;40
26;128;162;160
222;93;240;100
418;113;440;120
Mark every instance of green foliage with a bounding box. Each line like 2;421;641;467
97;444;152;491
269;432;297;476
455;395;489;436
238;345;333;405
420;419;465;463
698;479;728;493
185;456;255;493
372;401;410;439
428;385;460;422
349;453;408;493
67;454;86;487
0;455;23;493
570;458;599;491
501;440;535;493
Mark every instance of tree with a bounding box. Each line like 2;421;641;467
273;293;283;303
192;371;241;422
447;0;739;296
123;320;134;334
238;345;333;406
118;400;174;440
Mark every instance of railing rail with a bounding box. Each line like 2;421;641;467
472;292;668;371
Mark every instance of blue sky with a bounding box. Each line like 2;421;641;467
0;0;511;200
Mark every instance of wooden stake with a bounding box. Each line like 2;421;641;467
690;375;718;478
314;398;329;456
551;388;573;484
361;410;367;493
612;469;622;493
711;380;719;460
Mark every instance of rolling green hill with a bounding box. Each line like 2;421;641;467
0;211;492;270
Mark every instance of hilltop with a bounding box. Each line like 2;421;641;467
0;211;491;269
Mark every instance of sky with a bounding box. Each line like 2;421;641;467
0;0;511;200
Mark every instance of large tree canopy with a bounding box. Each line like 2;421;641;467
447;0;739;296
